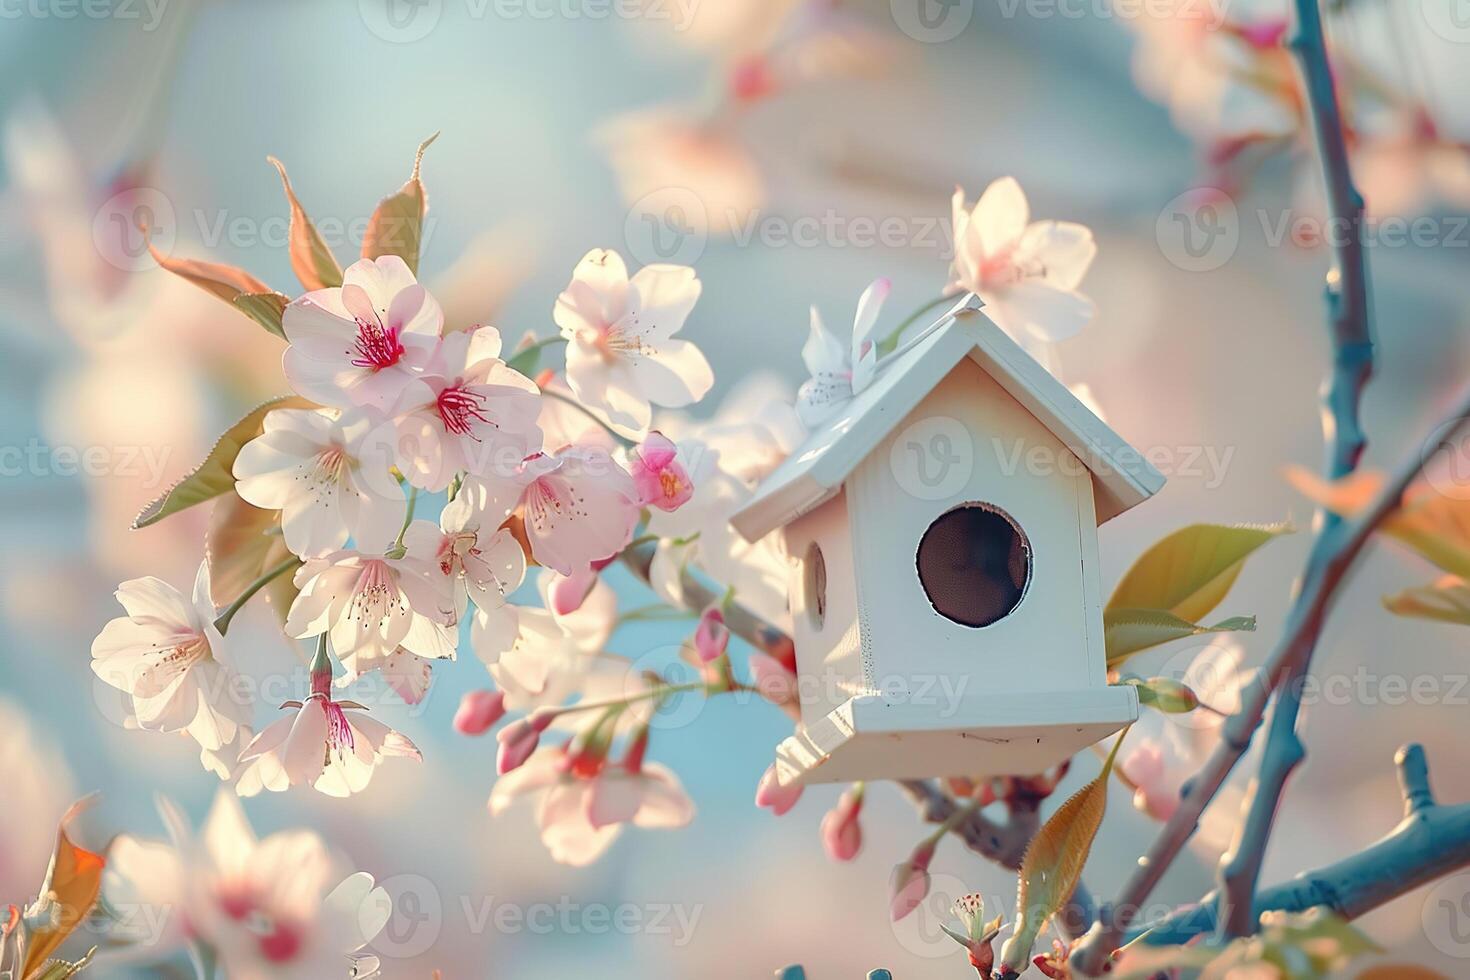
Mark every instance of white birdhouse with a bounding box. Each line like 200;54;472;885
731;295;1165;788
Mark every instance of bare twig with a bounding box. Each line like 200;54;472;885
1129;745;1470;945
1070;380;1470;974
1213;0;1375;939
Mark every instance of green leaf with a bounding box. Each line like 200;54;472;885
1105;608;1256;666
362;133;438;275
132;397;313;529
506;344;542;377
1121;676;1201;713
268;156;343;291
1107;522;1292;624
997;730;1127;975
232;292;290;338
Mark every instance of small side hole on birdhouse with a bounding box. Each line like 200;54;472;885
915;502;1031;628
803;541;827;630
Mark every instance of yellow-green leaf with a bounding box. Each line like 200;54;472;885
1105;608;1256;666
132;397;313;529
1383;576;1470;626
267;156;343;291
1121;676;1201;713
231;292;290;339
22;799;104;976
1106;523;1292;623
997;731;1127;975
362;133;438;274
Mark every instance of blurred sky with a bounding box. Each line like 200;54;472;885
3;1;1470;977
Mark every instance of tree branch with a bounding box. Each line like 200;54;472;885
1212;0;1376;939
1070;379;1470;974
1129;745;1470;946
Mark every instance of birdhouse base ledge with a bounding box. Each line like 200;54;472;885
770;687;1139;788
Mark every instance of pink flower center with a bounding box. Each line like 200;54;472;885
347;559;403;631
351;316;405;371
324;701;355;759
436;383;492;438
258;921;303;963
438;531;479;577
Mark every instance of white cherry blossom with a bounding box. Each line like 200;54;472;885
795;278;889;428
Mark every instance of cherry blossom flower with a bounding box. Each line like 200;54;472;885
554;248;713;435
820;784;864;861
1120;739;1181;821
103;791;390;979
543;561;603;616
693;606;730;663
233;407;406;558
496;708;557;773
489;746;694;866
345;647;437;706
285;526;457;676
235;660;420;798
91;562;251;753
387;325;543;492
948;178;1098;359
283;255;442;412
795;278;889;428
628;430;695;512
472;590;626;714
536;568;618;653
404;481;526;620
454;690;507;735
511;447;641;575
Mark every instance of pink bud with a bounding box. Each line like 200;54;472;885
694;606;730;664
749;652;797;706
496;708;556;774
454;690;506;736
820;786;864;862
629;431;695;513
754;763;803;816
547;565;599;616
889;857;932;922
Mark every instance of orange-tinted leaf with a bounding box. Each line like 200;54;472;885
1383;575;1470;625
267;156;343;291
998;731;1127;974
362;133;438;274
22;799;104;974
206;493;300;624
232;292;290;339
145;227;271;303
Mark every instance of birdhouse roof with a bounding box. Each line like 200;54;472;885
731;295;1165;542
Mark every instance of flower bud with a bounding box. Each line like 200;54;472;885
454;690;506;736
749;652;797;706
694;606;730;664
496;708;556;774
754;763;803;816
889;840;936;921
820;785;864;862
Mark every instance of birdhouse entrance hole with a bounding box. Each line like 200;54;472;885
803;541;827;630
916;503;1031;628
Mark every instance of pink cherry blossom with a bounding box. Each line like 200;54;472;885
387;325;543;492
284;525;457;676
629;430;695;511
754;763;803;816
948;178;1097;358
235;667;420;798
518;448;640;575
232;407;405;558
795;278;889;428
454;690;507;736
91;562;251;754
554;248;713;435
282;255;442;412
820;785;864;862
693;605;730;663
544;562;602;616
